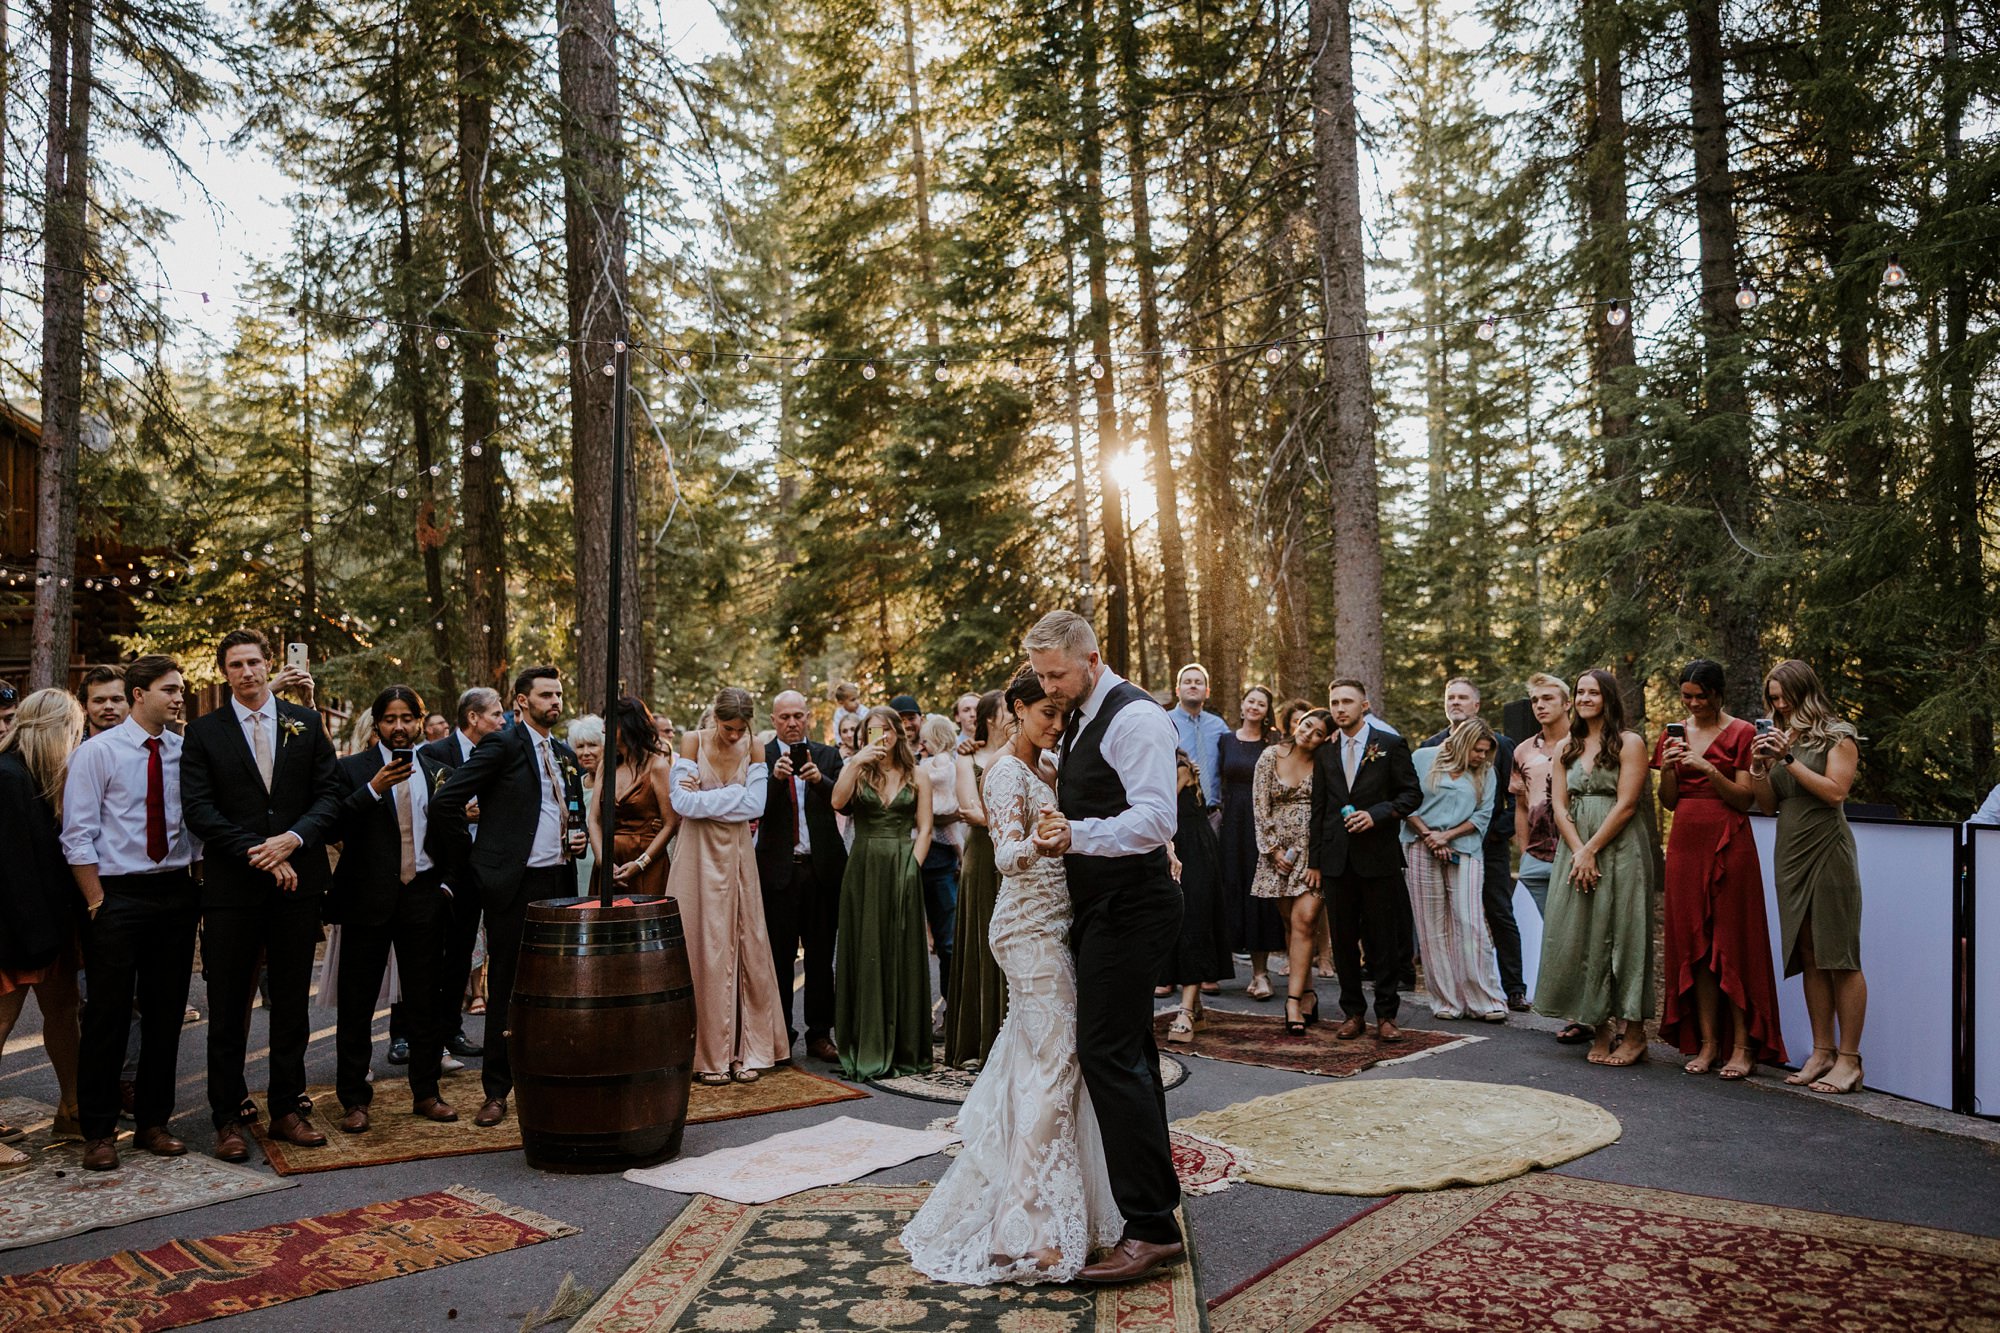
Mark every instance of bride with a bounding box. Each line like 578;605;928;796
899;663;1122;1284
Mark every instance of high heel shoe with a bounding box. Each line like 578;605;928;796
1284;993;1308;1036
1299;990;1319;1028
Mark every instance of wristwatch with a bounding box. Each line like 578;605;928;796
1778;752;1794;765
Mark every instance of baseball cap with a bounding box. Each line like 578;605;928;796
889;694;921;715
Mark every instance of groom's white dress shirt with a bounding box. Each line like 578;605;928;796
1059;667;1178;857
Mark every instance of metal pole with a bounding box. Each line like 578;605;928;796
600;336;628;907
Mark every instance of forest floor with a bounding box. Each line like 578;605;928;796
3;960;1996;1328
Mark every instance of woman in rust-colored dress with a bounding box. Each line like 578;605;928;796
1654;660;1785;1080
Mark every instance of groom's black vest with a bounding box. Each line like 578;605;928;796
1058;678;1173;897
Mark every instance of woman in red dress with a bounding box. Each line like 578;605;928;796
1654;660;1786;1080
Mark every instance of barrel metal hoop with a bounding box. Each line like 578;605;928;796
516;1063;692;1089
512;985;696;1010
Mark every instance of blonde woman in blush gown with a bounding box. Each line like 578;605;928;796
900;664;1121;1285
666;687;790;1085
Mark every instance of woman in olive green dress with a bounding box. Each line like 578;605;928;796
1751;659;1865;1095
831;707;936;1081
1534;668;1657;1067
945;690;1011;1069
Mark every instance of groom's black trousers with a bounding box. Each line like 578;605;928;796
1072;873;1185;1246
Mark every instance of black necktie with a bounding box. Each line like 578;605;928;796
1061;708;1082;763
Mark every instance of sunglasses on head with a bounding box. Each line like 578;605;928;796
0;686;16;706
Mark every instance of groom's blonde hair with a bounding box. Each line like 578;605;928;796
1022;610;1097;659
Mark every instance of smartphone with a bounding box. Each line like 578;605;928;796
867;723;889;746
1664;723;1686;741
285;642;309;672
790;742;811;771
1754;718;1775;736
391;747;414;766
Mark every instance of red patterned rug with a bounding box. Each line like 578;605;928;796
572;1185;1205;1331
0;1186;577;1332
1209;1173;2000;1331
1154;1006;1473;1076
932;1117;1251;1195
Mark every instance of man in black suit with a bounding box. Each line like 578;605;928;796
387;685;507;1065
428;666;586;1127
1307;677;1422;1042
328;685;459;1131
756;689;847;1063
181;628;343;1160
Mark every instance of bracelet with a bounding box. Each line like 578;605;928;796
634;852;651;870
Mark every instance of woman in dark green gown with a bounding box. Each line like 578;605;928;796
832;707;936;1080
945;691;1010;1069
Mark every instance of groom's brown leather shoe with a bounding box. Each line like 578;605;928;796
1079;1237;1186;1284
1334;1016;1366;1040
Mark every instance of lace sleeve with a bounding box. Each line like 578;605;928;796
984;760;1040;876
1252;747;1280;855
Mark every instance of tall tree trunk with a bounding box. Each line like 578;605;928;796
455;3;510;690
29;0;91;691
1057;144;1095;619
1687;0;1760;715
559;0;639;711
1115;0;1194;670
1306;0;1384;698
899;0;939;350
1078;0;1130;671
390;12;456;701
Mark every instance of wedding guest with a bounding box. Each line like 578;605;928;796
892;694;924;747
567;714;604;892
1535;669;1656;1067
329;686;457;1131
1404;718;1506;1021
0;680;19;743
1219;687;1282;1001
422;711;452;744
61;658;200;1171
1274;694;1336;981
1422;679;1524;1010
2;690;89;1164
917;713;964;1003
830;681;863;748
1751;659;1866;1095
429;666;588;1127
182;629;343;1158
838;714;861;759
590;697;676;898
654;713;678;754
945;690;1008;1068
1256;708;1331;1033
832;705;935;1079
1307;680;1421;1041
669;688;790;1084
417;686;506;1059
758;690;847;1062
1656;660;1785;1080
76;666;128;740
1510;673;1571;918
1161;748;1233;1041
954;692;981;747
1168;665;1230;818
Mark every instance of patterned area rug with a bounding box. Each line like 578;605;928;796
0;1097;296;1254
1153;1007;1478;1076
1175;1078;1620;1195
1209;1173;2000;1331
872;1049;1187;1104
625;1116;960;1204
0;1185;576;1332
930;1116;1251;1196
254;1066;867;1175
571;1184;1206;1332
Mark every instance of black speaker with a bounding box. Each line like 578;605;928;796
1502;697;1536;744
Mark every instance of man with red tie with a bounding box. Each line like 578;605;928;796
62;655;201;1171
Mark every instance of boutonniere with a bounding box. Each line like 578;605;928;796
279;716;306;745
431;765;450;794
562;761;580;785
1362;743;1384;766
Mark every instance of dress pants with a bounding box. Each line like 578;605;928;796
1328;869;1406;1023
203;887;322;1128
336;880;449;1110
389;886;481;1044
1482;839;1525;998
80;871;197;1141
918;843;958;992
1072;875;1184;1246
763;854;839;1046
481;864;569;1103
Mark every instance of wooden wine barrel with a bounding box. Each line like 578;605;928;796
511;895;695;1173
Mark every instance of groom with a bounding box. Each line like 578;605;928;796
1025;610;1185;1283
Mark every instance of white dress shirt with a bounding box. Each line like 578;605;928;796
1968;781;2000;828
1060;668;1177;858
527;727;568;868
232;693;277;770
457;730;478;764
785;755;812;855
365;742;434;873
61;716;200;874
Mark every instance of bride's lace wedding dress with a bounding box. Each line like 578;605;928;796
899;753;1123;1284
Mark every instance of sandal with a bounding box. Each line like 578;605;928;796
694;1071;731;1086
1167;1008;1197;1044
1555;1023;1592;1045
730;1064;761;1084
0;1123;22;1144
1283;994;1309;1036
0;1144;28;1169
1718;1048;1755;1081
466;998;487;1016
1785;1046;1835;1087
1808;1050;1864;1095
1245;974;1274;1001
1601;1029;1648;1068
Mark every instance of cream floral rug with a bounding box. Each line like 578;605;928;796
622;1115;959;1204
1174;1078;1620;1196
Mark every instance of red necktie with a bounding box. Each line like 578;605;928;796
143;737;168;861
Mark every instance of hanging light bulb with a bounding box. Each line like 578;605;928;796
93;282;113;303
1476;317;1498;341
1735;283;1758;311
676;353;691;369
933;360;948;382
368;318;383;334
1171;347;1190;371
469;442;483;457
601;361;615;376
1881;253;1907;288
862;363;877;380
1263;345;1283;365
1089;360;1105;380
435;333;452;350
1605;300;1628;327
736;357;750;373
614;339;628;354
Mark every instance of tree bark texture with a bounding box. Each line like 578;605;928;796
1078;0;1131;671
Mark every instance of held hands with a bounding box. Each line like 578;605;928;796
247;833;299;872
271;861;299;892
369;758;414;793
1030;803;1072;856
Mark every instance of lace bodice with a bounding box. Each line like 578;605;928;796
982;755;1071;941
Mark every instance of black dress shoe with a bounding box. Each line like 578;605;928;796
444;1032;484;1058
1508;992;1532;1012
386;1038;411;1065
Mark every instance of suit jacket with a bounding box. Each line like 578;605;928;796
181;697;343;908
0;752;77;971
419;731;471;771
328;747;451;927
754;738;848;890
1308;726;1422;880
427;722;582;910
